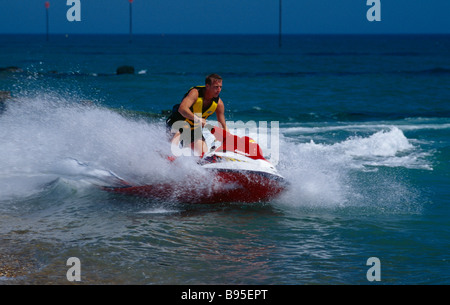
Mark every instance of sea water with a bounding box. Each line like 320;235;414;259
0;34;449;284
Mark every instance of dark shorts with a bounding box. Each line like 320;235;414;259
166;104;205;144
166;120;205;144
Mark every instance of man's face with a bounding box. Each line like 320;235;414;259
206;80;222;98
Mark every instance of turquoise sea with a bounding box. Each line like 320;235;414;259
0;34;449;285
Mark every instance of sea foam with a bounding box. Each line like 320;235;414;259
0;93;203;200
0;94;430;213
275;125;428;211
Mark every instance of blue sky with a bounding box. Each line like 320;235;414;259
0;0;449;35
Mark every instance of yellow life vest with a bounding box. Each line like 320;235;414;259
184;86;219;130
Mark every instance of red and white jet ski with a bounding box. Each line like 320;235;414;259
105;125;287;204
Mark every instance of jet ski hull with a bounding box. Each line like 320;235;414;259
105;168;286;204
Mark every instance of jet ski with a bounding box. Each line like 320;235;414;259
104;125;287;204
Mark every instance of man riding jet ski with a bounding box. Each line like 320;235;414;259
104;74;287;203
166;74;228;158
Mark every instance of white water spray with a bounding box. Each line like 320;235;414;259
0;94;201;200
0;94;430;213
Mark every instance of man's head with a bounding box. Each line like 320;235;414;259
205;74;222;98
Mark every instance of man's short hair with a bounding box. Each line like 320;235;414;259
205;74;222;85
